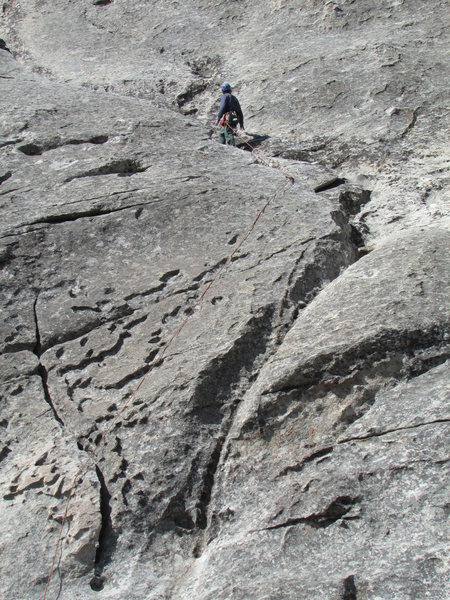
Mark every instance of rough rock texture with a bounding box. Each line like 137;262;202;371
0;1;449;599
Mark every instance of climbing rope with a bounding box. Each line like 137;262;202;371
42;125;294;600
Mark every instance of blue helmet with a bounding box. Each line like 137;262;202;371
221;82;231;92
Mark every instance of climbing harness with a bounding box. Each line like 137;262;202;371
219;112;236;127
42;127;294;600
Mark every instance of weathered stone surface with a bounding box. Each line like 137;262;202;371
179;422;448;600
174;227;449;599
0;1;448;599
2;0;448;240
0;376;100;594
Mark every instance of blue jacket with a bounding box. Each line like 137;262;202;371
217;93;244;127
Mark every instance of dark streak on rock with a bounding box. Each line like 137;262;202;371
0;39;12;52
33;297;65;427
17;143;42;156
314;177;346;193
123;314;148;330
264;496;360;531
0;445;12;463
71;305;101;313
342;575;357;600
124;283;165;301
160;269;180;283
176;80;209;108
277;446;334;478
401;107;420;138
192;306;276;557
91;465;117;592
58;330;132;375
18;135;109;156
339;418;450;444
103;349;161;390
123;479;133;504
193;257;228;282
195;429;229;532
190;305;275;425
0;171;12;185
64;159;147;183
162;305;181;324
339;188;372;216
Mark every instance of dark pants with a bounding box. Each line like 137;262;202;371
218;125;235;146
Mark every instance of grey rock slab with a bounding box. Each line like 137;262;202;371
177;424;449;600
0;376;100;600
0;48;215;235
0;36;374;600
179;225;450;600
2;0;448;236
180;362;449;596
0;350;39;382
18;183;358;597
254;225;449;405
0;2;449;599
339;360;450;442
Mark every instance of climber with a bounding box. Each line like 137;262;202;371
215;82;244;146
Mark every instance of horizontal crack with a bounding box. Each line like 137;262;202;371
314;177;346;193
0;186;24;196
103;349;161;390
18;135;108;156
259;496;360;532
37;304;135;355
58;330;132;376
64;159;148;184
27;199;161;227
338;418;450;444
276;446;334;478
270;326;449;395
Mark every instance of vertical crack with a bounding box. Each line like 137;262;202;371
192;405;237;558
342;574;357;600
274;248;307;344
195;400;239;532
90;465;117;592
190;307;276;557
189;184;374;562
33;297;65;427
274;185;372;345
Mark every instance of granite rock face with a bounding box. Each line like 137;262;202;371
0;2;449;599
